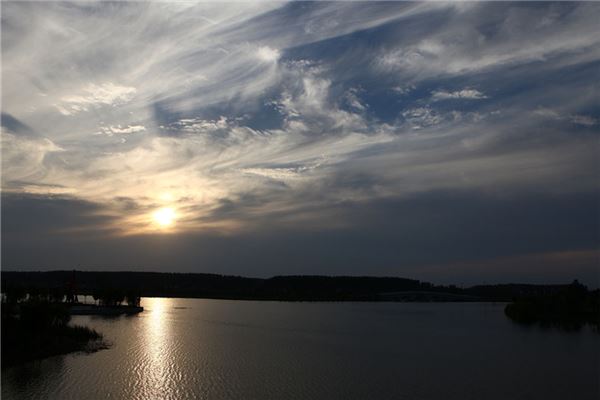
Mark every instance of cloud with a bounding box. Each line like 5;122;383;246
1;192;119;238
570;114;597;127
240;167;303;184
256;46;281;63
373;2;600;81
162;117;231;135
1;131;64;185
533;107;562;119
3;189;598;285
533;108;598;127
431;89;487;101
391;85;415;95
57;83;137;115
343;88;368;111
270;63;369;136
401;107;443;129
96;125;146;136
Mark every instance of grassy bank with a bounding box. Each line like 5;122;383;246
2;301;106;368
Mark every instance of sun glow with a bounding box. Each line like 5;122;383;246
153;207;176;227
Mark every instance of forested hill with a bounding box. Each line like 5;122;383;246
1;270;578;302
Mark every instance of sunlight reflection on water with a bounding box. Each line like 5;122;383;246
137;298;176;400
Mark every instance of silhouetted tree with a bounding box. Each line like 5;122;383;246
92;291;100;305
50;287;65;303
125;293;141;307
95;288;125;306
4;286;26;304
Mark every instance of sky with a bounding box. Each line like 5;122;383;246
1;1;599;286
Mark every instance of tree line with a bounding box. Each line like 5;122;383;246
2;285;141;307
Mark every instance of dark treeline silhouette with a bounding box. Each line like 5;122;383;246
505;280;600;330
1;270;586;302
91;289;141;307
1;281;141;308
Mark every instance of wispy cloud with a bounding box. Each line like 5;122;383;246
96;125;146;136
533;107;598;126
57;83;137;115
431;89;487;101
373;3;600;81
570;114;597;127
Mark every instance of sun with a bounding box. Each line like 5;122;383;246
153;207;176;227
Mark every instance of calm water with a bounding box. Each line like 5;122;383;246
2;298;599;400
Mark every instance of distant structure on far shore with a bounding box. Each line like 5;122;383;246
65;269;78;303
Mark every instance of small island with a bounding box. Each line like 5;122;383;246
1;285;142;368
1;299;104;368
505;280;599;330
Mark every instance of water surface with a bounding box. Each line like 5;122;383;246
2;299;598;399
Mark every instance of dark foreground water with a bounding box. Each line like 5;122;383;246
2;298;599;400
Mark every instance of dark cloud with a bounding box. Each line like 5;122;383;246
3;189;597;285
1;193;118;238
112;196;145;212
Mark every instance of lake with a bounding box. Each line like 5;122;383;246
2;298;598;399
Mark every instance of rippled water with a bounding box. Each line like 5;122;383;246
2;298;599;399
